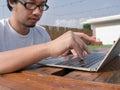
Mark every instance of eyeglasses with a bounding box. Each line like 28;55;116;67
18;0;49;11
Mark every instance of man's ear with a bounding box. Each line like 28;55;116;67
9;0;16;7
9;0;15;4
9;0;17;10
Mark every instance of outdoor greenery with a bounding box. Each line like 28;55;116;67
83;24;91;30
88;45;112;50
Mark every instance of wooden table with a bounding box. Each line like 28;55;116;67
0;53;120;90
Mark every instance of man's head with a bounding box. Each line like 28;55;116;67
7;0;48;28
7;0;48;11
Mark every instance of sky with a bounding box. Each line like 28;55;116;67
0;0;120;28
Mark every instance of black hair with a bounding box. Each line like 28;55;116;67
7;0;48;11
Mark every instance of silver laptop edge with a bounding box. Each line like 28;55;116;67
39;37;120;72
96;36;120;71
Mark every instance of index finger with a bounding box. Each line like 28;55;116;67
74;32;96;42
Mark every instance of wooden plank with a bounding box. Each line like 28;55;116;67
0;73;92;90
0;85;12;90
23;66;64;75
0;69;120;90
64;70;102;81
22;72;120;90
0;74;40;90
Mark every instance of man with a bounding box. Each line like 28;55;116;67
0;0;95;74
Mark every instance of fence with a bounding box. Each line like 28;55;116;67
42;25;92;45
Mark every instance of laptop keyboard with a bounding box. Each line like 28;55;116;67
56;53;106;68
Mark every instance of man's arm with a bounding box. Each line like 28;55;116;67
0;31;95;74
0;43;50;74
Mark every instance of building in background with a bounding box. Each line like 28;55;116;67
83;15;120;45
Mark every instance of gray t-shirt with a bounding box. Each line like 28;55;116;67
0;19;51;51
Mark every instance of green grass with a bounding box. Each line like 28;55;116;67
87;45;112;50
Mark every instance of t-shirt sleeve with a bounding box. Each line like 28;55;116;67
35;25;51;42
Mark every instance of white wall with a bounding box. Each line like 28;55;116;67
91;21;120;45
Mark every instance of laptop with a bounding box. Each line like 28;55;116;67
38;37;120;72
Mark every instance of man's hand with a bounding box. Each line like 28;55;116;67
47;31;96;59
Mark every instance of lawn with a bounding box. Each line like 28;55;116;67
87;45;112;50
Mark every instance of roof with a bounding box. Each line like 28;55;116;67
82;14;120;24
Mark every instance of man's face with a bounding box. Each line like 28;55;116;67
12;0;46;27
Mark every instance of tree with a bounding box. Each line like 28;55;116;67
83;24;91;30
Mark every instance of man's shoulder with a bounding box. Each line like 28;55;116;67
34;25;46;30
0;18;8;26
0;19;9;35
32;24;47;33
32;25;50;38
